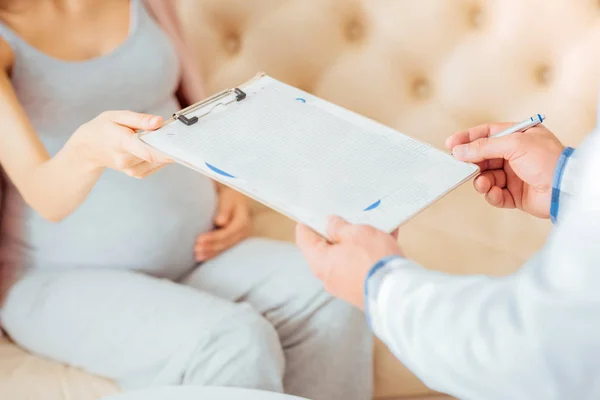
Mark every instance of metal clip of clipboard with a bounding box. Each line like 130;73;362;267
173;87;247;126
169;72;267;127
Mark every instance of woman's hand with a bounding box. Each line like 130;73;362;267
66;110;172;178
195;186;252;261
1;60;172;222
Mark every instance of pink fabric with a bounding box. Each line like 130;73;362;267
144;0;206;104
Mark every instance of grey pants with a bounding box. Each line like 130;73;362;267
1;238;372;400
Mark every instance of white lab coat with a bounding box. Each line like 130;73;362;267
366;131;600;399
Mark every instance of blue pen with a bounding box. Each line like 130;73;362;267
491;114;546;138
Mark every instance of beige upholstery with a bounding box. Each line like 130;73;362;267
1;0;599;399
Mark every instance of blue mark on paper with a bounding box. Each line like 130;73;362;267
205;162;235;178
364;199;381;211
295;97;307;103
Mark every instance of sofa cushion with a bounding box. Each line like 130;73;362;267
0;336;119;400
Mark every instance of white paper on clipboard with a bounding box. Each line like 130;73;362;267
139;73;479;238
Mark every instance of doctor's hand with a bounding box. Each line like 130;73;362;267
447;123;565;219
296;216;403;309
195;186;251;261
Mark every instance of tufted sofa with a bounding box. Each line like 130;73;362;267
2;0;600;399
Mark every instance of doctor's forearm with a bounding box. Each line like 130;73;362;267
365;257;554;399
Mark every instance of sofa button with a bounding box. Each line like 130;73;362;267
224;33;241;55
468;6;483;29
534;64;552;86
345;18;365;43
411;77;431;100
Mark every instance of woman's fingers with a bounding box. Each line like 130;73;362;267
195;231;244;261
99;111;169;165
112;125;171;165
72;110;170;175
136;163;168;178
100;110;162;131
123;161;167;179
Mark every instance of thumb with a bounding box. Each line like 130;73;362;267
326;215;353;243
119;128;171;164
295;224;327;253
295;224;329;280
215;195;234;226
452;136;518;163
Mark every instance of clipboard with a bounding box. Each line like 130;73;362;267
138;73;479;238
147;73;263;129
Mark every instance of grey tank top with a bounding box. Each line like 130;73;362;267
0;0;217;280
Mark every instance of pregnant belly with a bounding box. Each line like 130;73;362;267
4;165;218;279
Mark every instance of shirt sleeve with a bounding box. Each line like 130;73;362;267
363;130;600;399
550;147;576;224
364;201;600;400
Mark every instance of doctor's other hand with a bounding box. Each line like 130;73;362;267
446;123;565;219
295;216;403;309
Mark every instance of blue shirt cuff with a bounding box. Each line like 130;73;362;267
550;147;575;224
364;255;404;329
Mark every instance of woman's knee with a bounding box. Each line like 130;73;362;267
1;271;54;343
184;305;285;390
303;295;373;359
225;306;285;366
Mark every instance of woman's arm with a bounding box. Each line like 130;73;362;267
0;64;102;221
0;37;170;222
